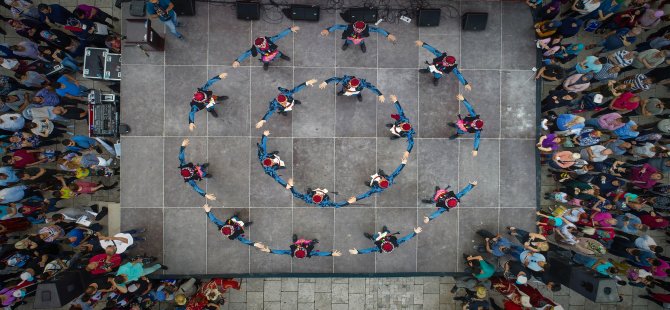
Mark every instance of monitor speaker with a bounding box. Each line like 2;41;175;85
33;271;91;309
568;267;620;303
416;9;441;27
340;7;378;23
173;0;195;16
236;1;260;20
283;4;320;21
462;12;488;31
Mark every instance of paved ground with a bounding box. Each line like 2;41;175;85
120;0;538;275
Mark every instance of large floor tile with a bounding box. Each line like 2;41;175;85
206;66;251;136
293;68;336;137
458;139;499;208
121;208;163;260
121;137;163;208
250;67;294;137
498;208;536;233
460;1;502;70
334;138;376;205
294;12;337;68
164;208;207;274
292;138;335;207
333;208;375;273
208;4;251;66
418;70;459;138
292;208;335;273
378;22;418;69
249;137;294;208
164;2;209;65
164;66;208;136
500;140;537;208
249;208;293;273
207;137;251;207
501;71;536;139
120;65;164;136
502;2;535;70
206;207;251;274
417;204;459;272
375;208;418;273
334;68;378;137
164;137;208;208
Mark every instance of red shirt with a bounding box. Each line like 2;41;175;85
87;253;121;275
11;150;36;169
629;163;658;189
612;92;639;111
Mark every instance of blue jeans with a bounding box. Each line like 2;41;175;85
584;118;601;129
163;13;183;38
61;55;80;72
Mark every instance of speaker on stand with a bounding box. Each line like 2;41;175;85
416;9;441;27
236;1;261;20
33;271;92;309
462;12;488;31
172;0;196;16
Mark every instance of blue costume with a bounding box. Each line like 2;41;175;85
235;28;292;65
326;22;390;50
388;100;415;152
419;42;468;86
356;164;406;201
425;183;475;221
189;75;226;126
290;187;350;208
324;75;382;99
256;134;288;187
267;239;335;258
453;98;482;152
356;229;417;254
178;145;207;197
261;82;308;121
205;211;255;246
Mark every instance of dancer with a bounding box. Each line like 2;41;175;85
202;204;264;248
421;181;478;223
259;234;342;258
320;21;396;53
356;154;409;201
416;40;471;89
450;94;483;156
285;178;356;208
255;79;317;129
232;26;299;70
349;226;422;254
385;94;415;153
256;130;289;188
319;75;384;102
178;139;216;200
188;72;228;131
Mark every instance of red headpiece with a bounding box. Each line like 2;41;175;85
193;91;206;102
401;123;411;131
473;119;484;130
263;158;273;167
277;94;287;103
180;168;193;178
294;248;307;259
220;225;234;236
312;194;323;203
379;179;389;189
446;197;459;208
254;37;267;48
381;241;394;253
349;78;360;87
443;56;456;65
353;21;366;33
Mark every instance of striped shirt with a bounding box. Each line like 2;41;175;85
593;63;618;81
611;50;634;67
623;74;650;91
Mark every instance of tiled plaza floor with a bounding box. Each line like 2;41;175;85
120;0;538;275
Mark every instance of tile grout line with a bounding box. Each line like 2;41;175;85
291;17;295;275
162;20;167;270
204;0;210;274
248;18;253;275
498;2;503;235
121;63;534;72
456;0;462;271
122;135;535;140
333;10;338;274
416;25;420;273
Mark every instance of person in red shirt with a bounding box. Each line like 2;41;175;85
85;247;122;275
627;163;663;189
639;290;670;307
592;92;641;117
516;283;558;308
2;149;39;169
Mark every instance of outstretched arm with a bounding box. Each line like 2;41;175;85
285;82;308;96
354;246;380;255
325;24;348;33
369;26;390;37
187;180;207;197
396;231;418;246
268;248;293;255
324;76;343;85
261;101;279;121
461;98;477;117
362;81;383;96
393;101;407;121
201;74;223;91
188;105;198;125
235;49;254;63
236;236;256;246
427;208;448;221
452;67;469;87
206;211;226;227
270;28;293;42
178;145;187;166
473;131;481;152
455;183;475;199
388;163;406;181
257;134;268;160
310;250;334;257
420;42;443;58
406;130;415;152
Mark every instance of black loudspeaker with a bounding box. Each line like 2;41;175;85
462;12;488;31
236;1;260;20
173;0;195;16
416;9;441;27
340;7;378;23
568;267;620;303
284;4;320;21
33;271;91;309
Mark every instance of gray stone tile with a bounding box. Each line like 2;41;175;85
120;65;164;136
458;208;499;272
334;138;376;205
376;138;418;208
423;293;439;309
376;208;418;273
281;291;298;309
207;4;251;66
500;140;536;208
298;282;315;303
417;202;459;272
121;137;163;208
333;68;378;137
377;69;418;138
164;137;208;208
315;292;332;310
206;66;251;136
416;35;460;74
458;138;500;209
164;2;208;65
333;209;376;273
460;1;502;70
315;278;332;292
501;70;536;139
207;137;250;207
458;70;501;138
298;303;315;310
283;278;299;292
292;138;335;207
378;22;418;69
121;208;163;259
417;139;459;207
164;66;208;136
332;283;349;304
349;278;365;294
164;208;206;274
251;67;294;137
249;137;293;208
418;68;459;138
249;208;292;273
206;207;251;274
502;2;535;70
292;208;335;273
293;68;336;137
294;13;337;68
265;301;281;310
349;293;365;309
